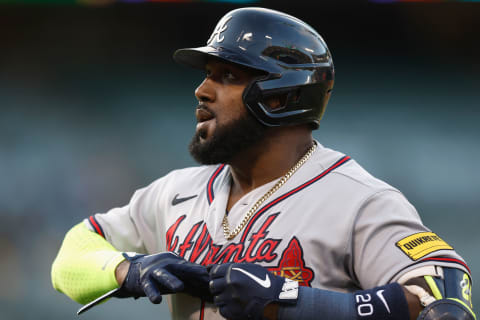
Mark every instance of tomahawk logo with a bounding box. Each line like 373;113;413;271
207;15;232;45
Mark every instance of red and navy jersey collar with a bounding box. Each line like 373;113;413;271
206;164;226;205
204;155;352;241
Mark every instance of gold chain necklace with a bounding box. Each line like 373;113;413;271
222;142;317;240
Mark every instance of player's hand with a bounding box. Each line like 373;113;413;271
115;252;212;304
208;263;298;320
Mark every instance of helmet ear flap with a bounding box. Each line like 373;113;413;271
243;77;270;126
243;75;330;128
285;89;302;107
260;88;301;112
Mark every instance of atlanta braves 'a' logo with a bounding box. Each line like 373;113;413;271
207;15;232;45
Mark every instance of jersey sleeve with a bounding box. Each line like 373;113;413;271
351;190;468;289
88;177;167;254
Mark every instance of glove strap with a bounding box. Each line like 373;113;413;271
113;253;145;298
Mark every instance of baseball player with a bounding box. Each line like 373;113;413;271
51;7;475;320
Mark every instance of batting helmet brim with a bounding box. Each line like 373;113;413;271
173;46;274;74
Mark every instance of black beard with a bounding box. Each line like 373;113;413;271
189;111;267;165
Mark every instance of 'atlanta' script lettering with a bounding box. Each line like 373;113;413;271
166;213;281;265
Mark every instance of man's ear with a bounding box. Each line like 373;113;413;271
263;94;288;111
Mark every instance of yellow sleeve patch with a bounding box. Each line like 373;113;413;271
396;232;453;260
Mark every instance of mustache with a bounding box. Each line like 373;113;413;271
196;103;216;117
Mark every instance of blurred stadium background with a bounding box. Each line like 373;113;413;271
0;0;479;319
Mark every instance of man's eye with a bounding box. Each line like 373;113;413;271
224;70;236;80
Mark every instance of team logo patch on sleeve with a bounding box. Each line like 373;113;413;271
396;232;453;260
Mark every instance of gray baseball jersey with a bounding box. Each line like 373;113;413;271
86;142;469;320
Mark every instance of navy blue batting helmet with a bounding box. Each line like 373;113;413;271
173;7;334;129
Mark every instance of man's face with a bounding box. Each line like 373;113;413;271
189;59;266;165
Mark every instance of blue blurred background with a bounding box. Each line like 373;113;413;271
0;1;479;319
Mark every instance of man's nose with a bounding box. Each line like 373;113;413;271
195;78;215;103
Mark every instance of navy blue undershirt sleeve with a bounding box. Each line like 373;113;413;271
278;283;410;320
